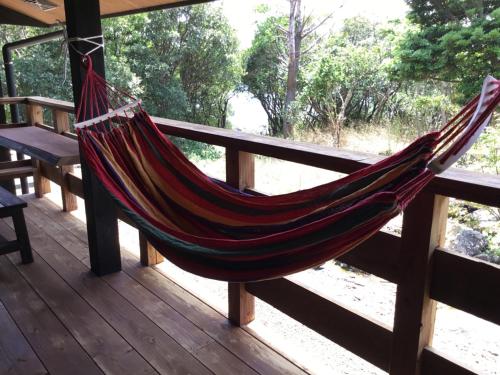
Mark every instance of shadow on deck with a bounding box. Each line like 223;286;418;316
0;194;307;375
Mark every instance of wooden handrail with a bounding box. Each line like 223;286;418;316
3;95;499;375
2;95;498;207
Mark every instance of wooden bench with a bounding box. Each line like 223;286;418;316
0;186;32;263
0;125;80;211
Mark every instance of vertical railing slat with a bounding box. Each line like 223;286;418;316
53;109;78;211
139;231;165;266
390;193;449;374
226;148;256;326
27;104;50;196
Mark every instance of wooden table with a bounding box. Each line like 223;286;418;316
0;126;79;165
0;126;80;211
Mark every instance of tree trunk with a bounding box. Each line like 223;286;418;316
218;98;229;128
333;88;353;146
283;0;302;138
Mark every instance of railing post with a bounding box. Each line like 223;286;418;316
226;148;256;326
52;109;77;211
52;109;70;134
139;231;164;266
390;192;449;374
25;104;43;126
27;104;50;196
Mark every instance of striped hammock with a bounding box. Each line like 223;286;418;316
76;58;499;282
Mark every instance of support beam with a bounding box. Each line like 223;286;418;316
226;148;255;326
64;0;121;276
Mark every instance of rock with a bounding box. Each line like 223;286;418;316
491;255;500;265
474;253;491;262
449;228;488;257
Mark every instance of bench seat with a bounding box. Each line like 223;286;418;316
0;186;32;263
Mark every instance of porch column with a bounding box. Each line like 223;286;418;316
64;0;121;275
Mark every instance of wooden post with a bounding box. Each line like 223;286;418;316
390;193;449;374
60;165;78;212
52;110;77;211
134;103;162;264
26;104;50;196
64;0;121;276
23;104;47;195
25;104;43;126
52;109;70;134
139;232;164;266
226;148;256;326
32;160;51;198
0;148;15;193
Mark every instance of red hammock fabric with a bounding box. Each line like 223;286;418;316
75;58;499;281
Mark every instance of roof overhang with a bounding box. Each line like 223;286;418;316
0;0;216;27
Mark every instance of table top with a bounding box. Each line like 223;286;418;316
0;126;79;166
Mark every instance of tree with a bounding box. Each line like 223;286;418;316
283;0;333;138
243;15;288;136
302;18;400;144
177;6;241;128
283;0;303;138
244;4;330;137
393;1;500;101
127;5;240;127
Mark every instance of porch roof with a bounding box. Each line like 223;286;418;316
0;0;215;27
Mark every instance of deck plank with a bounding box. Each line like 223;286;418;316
29;196;308;375
23;202;212;353
128;256;308;375
24;200;262;375
0;222;157;375
0;256;102;375
103;272;259;375
0;300;47;375
2;214;212;375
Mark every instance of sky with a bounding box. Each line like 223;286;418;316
220;0;410;49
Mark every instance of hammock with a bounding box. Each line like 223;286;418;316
75;57;499;282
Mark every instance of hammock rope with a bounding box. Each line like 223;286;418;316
75;56;499;282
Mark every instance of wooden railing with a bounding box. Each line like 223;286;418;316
1;96;499;375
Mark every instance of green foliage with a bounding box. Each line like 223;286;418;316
394;1;500;101
126;6;241;127
301;17;401;130
0;4;240;158
457;120;500;174
243;15;288;136
386;82;458;137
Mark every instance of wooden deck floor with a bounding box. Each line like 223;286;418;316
0;194;307;375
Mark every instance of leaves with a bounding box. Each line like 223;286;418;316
394;2;500;101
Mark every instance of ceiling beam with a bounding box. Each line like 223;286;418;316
0;1;216;28
0;4;48;27
101;0;216;20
